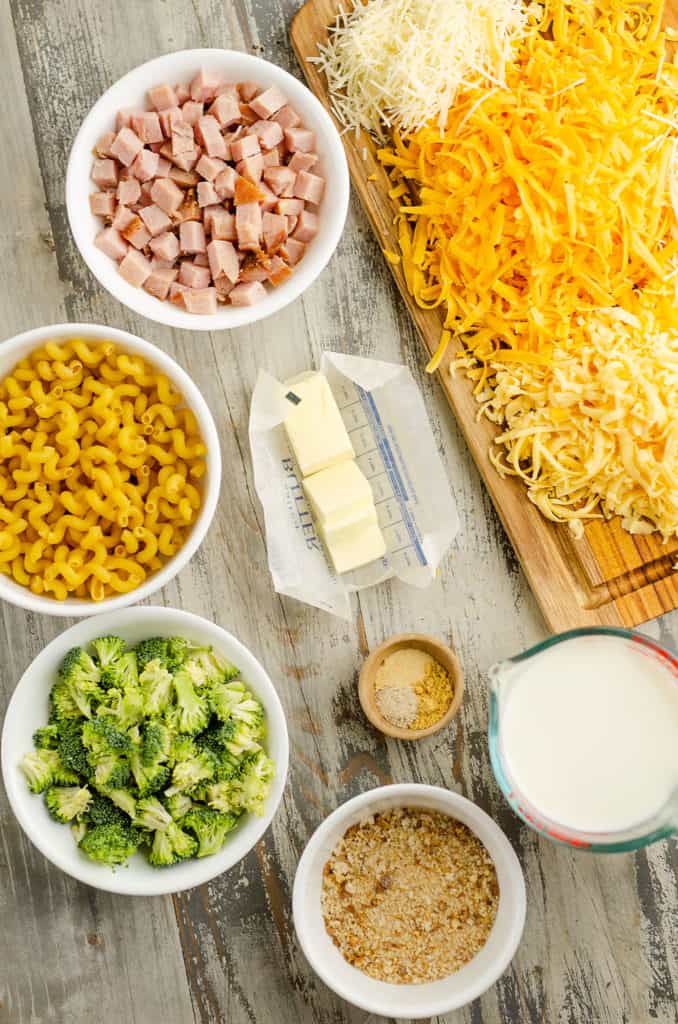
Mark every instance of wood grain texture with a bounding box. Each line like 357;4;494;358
290;0;678;632
0;2;676;1023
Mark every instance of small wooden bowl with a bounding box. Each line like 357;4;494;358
358;633;464;740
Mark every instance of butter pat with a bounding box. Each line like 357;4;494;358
303;460;375;532
283;372;354;477
322;513;387;575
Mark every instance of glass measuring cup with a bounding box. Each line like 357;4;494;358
488;627;678;853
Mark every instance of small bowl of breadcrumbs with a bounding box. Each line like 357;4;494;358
293;784;526;1018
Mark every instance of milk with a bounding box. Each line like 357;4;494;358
499;635;678;833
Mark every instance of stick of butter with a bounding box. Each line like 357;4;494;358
283;372;354;477
322;514;387;575
303;460;375;532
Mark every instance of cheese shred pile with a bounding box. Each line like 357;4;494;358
377;0;678;538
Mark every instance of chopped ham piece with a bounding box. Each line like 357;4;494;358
150;177;184;215
195;116;227;159
293;209;319;243
92;158;118;188
159;106;182;137
276;197;304;216
182;101;204;126
175;83;190;104
281;237;305;265
239;103;257;125
263;165;296;197
210;210;237;241
214;274;235;298
209;92;241;128
169;281;189;306
183;287;218;314
121;216;152;249
149;231;180;262
265;254;292;286
131;111;163;144
294;170;325;205
238;81;260;102
197;181;219;207
115;108;143;132
288;151;319;173
230;134;260;162
148;83;179;111
207;239;239;283
179;262;212;289
152;257;175;269
285;215;298;236
89;192;116;217
175;195;201;223
172;120;195;157
169;165;200;186
229;280;267;306
249;85;287;119
156;155;172;177
171;149;199;172
196;154;227;181
190;69;223;102
95;227;128;261
112;205;137;233
131;148;160;182
144;266;178;300
119;249;152;287
110;127;144;167
273;105;301;130
262;212;287;253
117;177;141;205
284;128;316;154
262;148;281;168
236;154;264;184
139;203;172;237
194;252;209;267
94;132;116;157
249;119;283;151
180;220;207;254
235;202;262;251
202;205;221;232
239;261;269;283
233;176;264;205
258;184;278;212
214;166;238;199
139;181;154;205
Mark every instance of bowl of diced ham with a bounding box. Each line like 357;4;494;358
66;49;349;329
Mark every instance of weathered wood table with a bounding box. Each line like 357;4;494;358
0;3;676;1023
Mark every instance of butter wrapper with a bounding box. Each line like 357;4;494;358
248;351;459;619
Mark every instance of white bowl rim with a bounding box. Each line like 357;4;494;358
292;783;526;1018
0;322;221;617
66;47;350;331
1;605;289;896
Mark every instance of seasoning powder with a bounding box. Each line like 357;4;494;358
374;647;453;730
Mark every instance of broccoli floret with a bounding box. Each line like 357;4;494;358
183;648;233;688
87;793;132;828
129;745;170;797
168;734;198;765
170;668;209;734
139;660;174;716
165;750;216;795
79;822;140;866
33;724;60;749
20;749;76;793
100;686;145;728
59;646;101;688
147;820;198;866
141;720;171;767
183;807;240;857
57;648;102;717
102;787;137;818
100;652;139;692
45;785;92;823
164;792;194;821
81;717;131;755
203;781;237;813
91;635;127;668
89;752;131;790
50;680;87;721
213;717;261;758
71;819;88;844
230;750;274;816
134;796;172;832
135;637;170;672
166;636;191;670
208;679;247;722
231;696;265;739
57;719;91;777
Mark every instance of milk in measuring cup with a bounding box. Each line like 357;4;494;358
500;634;678;833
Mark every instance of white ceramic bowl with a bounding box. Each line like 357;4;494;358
66;48;350;331
293;784;526;1019
1;606;289;895
0;323;221;616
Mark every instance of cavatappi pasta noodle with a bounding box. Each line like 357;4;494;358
0;339;206;601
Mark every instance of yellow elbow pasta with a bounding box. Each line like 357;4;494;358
0;340;206;601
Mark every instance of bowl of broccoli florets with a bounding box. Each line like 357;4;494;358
1;606;288;895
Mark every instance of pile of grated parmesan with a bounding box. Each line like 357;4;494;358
310;0;530;140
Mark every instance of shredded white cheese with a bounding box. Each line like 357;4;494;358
311;0;530;139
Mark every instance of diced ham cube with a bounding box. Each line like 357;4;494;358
273;105;301;130
92;158;118;188
214;166;238;199
117;177;141;206
294;170;325;205
236;154;264;184
258;184;278;212
180;220;207;254
115;108;143;132
121;216;152;250
183;287;218;314
195;116;227;159
235;202;262;251
171;149;199;172
144;266;179;300
238;81;260;102
249;119;283;151
239;103;257;125
139;180;155;205
285;215;298;236
131;148;160;182
95;227;128;262
150;177;184;215
190;69;223;102
179;261;212;289
276;197;305;216
263;165;296;197
149;231;180;262
288;151;319;173
131;111;163;144
214;274;235;298
152;257;175;269
207;239;239;283
229;281;267;306
239;261;269;283
265;254;292;286
293;209;319;243
175;83;190;104
202;205;221;233
149;83;179;111
182;101;204;126
210;210;237;241
112;205;137;232
94;132;116;157
281;237;306;265
172;120;195;156
196;154;227;181
249;85;287;119
284;128;316;154
175;195;201;223
230;135;260;162
119;248;152;287
209;93;241;128
159;106;182;137
262;148;281;168
169;166;200;187
110;127;144;167
139;203;172;237
89;192;116;218
156;155;172;177
194;252;209;267
262;212;287;253
197;181;219;207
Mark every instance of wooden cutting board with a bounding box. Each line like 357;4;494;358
290;0;678;632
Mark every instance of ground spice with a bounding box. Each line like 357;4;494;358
412;659;453;730
373;646;453;731
375;684;418;728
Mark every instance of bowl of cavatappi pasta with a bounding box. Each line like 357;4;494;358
0;323;221;615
